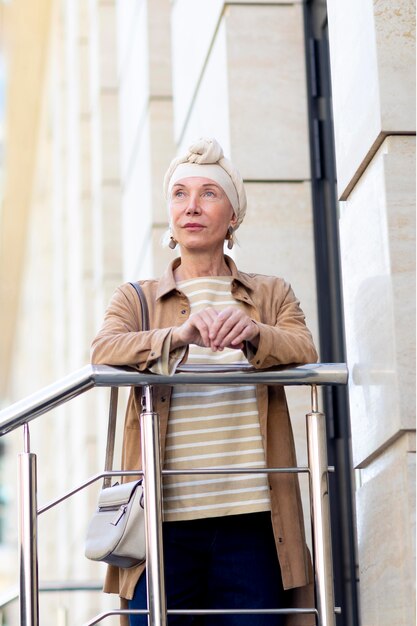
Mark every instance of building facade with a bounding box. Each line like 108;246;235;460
0;1;414;625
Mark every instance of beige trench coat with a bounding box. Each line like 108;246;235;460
91;256;318;626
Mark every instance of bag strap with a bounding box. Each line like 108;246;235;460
103;282;150;487
128;281;150;331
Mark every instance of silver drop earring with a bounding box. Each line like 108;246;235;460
169;236;178;249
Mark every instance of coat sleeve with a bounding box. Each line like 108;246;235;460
247;280;318;368
90;284;181;371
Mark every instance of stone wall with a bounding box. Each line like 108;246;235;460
327;1;416;624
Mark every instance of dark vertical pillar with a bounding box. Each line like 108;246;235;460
302;2;360;625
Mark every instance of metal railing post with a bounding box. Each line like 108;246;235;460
307;386;335;626
103;387;119;488
140;386;167;626
18;424;39;625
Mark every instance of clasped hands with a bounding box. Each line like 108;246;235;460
171;306;260;352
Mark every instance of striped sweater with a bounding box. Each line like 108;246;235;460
163;277;271;521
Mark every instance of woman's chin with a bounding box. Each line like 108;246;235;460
179;240;223;255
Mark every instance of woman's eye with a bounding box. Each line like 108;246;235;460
174;190;185;198
204;190;216;197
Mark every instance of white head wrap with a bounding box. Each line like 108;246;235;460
163;138;247;244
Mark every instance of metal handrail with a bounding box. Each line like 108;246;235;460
0;363;348;626
0;362;348;436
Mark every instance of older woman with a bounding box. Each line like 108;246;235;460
91;138;318;626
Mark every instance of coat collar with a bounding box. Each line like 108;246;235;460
155;255;253;300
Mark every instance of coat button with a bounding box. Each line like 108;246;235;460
161;396;166;402
256;359;261;365
181;309;187;315
150;352;155;357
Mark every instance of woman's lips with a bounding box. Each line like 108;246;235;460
183;223;205;230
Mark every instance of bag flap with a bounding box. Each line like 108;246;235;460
97;480;142;508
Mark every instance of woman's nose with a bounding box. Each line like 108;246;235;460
185;194;201;214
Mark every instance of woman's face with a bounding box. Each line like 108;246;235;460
169;176;237;254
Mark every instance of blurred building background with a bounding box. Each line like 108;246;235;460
0;1;415;625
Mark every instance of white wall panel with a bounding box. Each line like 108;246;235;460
356;433;416;626
117;0;149;181
171;0;224;140
121;121;152;279
327;0;416;198
177;18;231;157
339;136;415;468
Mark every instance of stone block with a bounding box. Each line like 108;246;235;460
97;1;118;89
148;99;175;224
148;0;173;97
100;182;123;275
79;0;90;40
78;38;91;117
79;115;92;196
226;4;310;180
99;90;121;182
327;0;416;198
356;433;416;626
234;181;319;345
339;136;416;467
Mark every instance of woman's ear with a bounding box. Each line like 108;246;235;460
230;211;238;228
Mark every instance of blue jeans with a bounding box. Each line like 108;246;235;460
128;511;286;625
